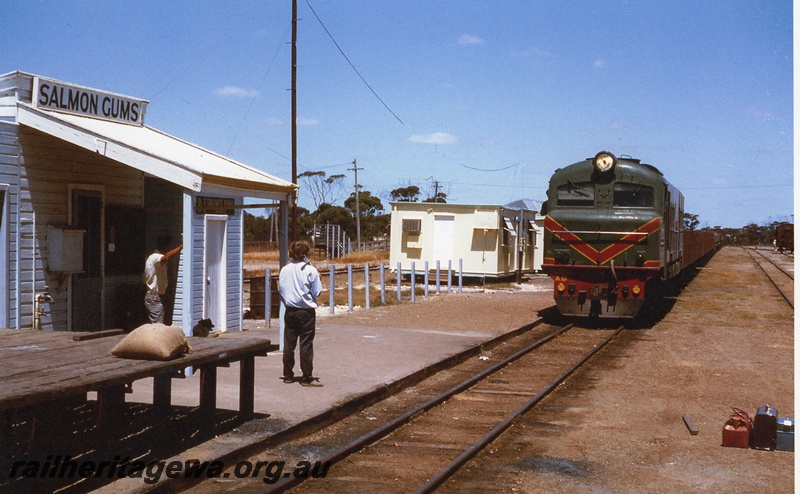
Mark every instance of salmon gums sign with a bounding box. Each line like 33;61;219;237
33;77;148;126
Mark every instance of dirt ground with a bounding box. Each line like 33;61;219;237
313;247;795;492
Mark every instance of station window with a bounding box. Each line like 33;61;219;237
502;217;517;246
556;182;594;206
613;183;654;208
402;218;422;232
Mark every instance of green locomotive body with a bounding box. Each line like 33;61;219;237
541;152;687;318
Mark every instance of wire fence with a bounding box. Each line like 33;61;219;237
244;259;466;325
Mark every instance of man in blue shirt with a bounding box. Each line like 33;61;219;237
279;240;323;386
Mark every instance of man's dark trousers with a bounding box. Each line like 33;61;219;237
283;307;316;379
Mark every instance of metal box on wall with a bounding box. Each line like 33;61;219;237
47;225;85;273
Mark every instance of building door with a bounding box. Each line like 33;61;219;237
433;215;455;265
204;216;227;331
71;189;103;331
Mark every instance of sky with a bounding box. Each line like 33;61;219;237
2;0;793;228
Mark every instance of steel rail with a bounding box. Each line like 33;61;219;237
750;248;794;280
414;325;626;494
259;320;570;494
744;248;793;309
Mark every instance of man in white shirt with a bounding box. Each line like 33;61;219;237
144;239;183;324
279;240;323;386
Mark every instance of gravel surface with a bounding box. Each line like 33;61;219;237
239;247;793;492
444;246;794;492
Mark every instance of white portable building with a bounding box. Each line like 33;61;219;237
389;201;543;279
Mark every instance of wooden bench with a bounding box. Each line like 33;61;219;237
0;328;277;439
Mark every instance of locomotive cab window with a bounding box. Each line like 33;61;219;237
613;183;654;208
556;182;594;206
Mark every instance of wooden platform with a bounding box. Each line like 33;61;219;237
0;328;277;437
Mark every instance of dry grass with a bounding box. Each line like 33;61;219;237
244;249;390;278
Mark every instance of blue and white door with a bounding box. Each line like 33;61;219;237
204;216;227;331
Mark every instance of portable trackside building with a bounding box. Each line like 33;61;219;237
389;201;542;279
0;71;296;335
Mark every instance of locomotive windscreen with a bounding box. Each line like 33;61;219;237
613;183;654;208
556;182;594;206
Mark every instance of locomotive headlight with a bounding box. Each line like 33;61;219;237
593;151;616;172
632;285;641;296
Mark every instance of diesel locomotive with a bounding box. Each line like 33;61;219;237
541;151;717;318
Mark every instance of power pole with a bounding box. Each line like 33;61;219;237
290;0;298;241
426;176;440;203
349;159;363;250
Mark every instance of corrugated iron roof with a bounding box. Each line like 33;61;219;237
16;101;296;198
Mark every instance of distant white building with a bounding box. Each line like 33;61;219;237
0;71;296;334
389;201;544;280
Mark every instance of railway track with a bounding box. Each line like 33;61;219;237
184;321;623;493
182;322;623;493
276;323;622;493
745;247;794;308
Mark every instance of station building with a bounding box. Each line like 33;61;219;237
0;71;296;334
389;200;544;280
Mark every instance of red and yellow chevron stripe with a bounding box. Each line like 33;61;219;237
544;216;662;266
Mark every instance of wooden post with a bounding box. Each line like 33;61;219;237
97;385;126;436
239;356;255;421
153;374;172;418
199;365;217;426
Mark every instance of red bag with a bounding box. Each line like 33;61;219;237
722;407;752;448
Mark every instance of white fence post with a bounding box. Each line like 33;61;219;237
348;264;354;312
329;264;335;314
436;260;441;294
424;261;429;296
397;262;402;301
411;262;416;303
447;260;452;293
380;263;386;304
364;263;370;309
459;259;463;293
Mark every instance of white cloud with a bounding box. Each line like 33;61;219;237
408;132;458;145
214;86;260;98
512;47;549;59
458;34;485;45
296;117;319;126
264;117;284;127
593;59;607;69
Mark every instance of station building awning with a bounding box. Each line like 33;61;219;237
16;102;296;199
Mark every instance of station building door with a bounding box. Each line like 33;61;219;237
71;188;103;331
204;216;227;332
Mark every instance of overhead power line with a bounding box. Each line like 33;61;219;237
458;163;519;172
305;0;404;125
